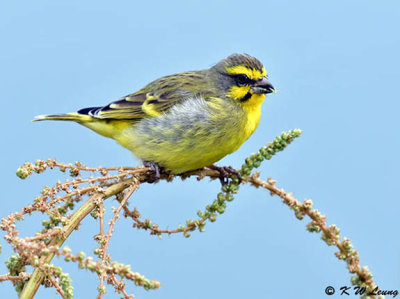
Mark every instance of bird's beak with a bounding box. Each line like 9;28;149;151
251;77;275;94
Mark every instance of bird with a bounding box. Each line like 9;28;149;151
34;53;275;181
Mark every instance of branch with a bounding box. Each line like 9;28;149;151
19;178;135;299
1;129;382;299
248;173;379;296
98;183;138;297
0;273;30;282
47;275;67;299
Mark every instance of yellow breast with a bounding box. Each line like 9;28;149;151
239;93;265;141
225;85;265;142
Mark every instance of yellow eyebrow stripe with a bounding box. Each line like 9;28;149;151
226;66;267;80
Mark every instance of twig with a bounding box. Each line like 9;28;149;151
98;183;138;297
248;173;379;295
19;178;136;299
23;228;63;242
109;275;133;299
47;275;67;299
0;273;30;282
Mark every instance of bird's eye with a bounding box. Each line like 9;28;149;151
235;74;250;85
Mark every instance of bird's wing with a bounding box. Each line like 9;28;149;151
79;71;209;120
83;92;178;119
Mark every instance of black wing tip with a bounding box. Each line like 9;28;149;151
77;107;101;116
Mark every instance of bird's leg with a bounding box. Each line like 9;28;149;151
208;165;242;185
143;161;162;183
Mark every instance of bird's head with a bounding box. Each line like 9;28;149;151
211;54;275;109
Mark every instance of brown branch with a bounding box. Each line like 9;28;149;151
47;275;67;299
109;275;133;299
98;183;138;298
247;173;378;293
19;178;136;299
55;248;160;290
23;228;63;242
120;205;184;236
0;273;30;282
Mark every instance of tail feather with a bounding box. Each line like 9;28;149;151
32;111;130;138
33;112;93;122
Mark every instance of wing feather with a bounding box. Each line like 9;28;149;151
78;70;211;120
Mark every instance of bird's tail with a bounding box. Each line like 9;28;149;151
33;110;130;139
33;112;93;123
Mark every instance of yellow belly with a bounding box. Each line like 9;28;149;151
112;96;263;173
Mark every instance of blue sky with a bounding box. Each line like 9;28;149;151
1;0;399;298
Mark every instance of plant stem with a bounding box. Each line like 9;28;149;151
19;178;134;299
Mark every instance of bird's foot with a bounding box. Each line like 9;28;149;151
208;165;242;185
143;161;162;183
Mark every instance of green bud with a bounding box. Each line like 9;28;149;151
221;185;230;192
209;213;217;222
229;184;239;193
240;167;251;176
259;147;267;156
33;256;39;266
211;201;219;210
350;275;360;285
255;153;263;162
294;210;305;220
16;167;29;179
42;220;51;229
306;224;321;233
54;266;62;276
253;160;261;168
225;194;234;201
217;206;225;214
217;194;225;204
147;220;153;228
245;157;253;167
78;251;86;260
199;223;206;232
